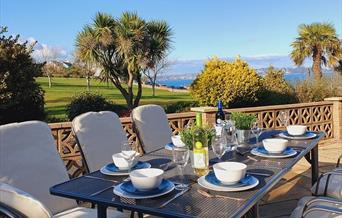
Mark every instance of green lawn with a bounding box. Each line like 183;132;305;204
36;77;192;120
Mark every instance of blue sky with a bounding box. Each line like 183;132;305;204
1;0;341;65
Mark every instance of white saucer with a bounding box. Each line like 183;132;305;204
100;162;151;176
113;180;175;199
278;131;317;140
251;147;297;158
197;175;259;192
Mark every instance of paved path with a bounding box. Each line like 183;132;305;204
259;139;342;218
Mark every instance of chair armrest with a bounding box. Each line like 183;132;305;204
303;205;342;217
0;202;26;218
337;154;342;168
304;196;342;208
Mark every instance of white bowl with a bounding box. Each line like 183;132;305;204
129;168;164;191
171;135;186;147
287;125;307;136
112;152;139;170
213;162;247;185
262;138;288;154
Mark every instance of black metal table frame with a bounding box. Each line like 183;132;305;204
50;131;323;218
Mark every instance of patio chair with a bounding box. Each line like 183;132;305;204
72;111;128;172
131;104;172;154
290;196;342;218
0;121;126;218
311;154;342;199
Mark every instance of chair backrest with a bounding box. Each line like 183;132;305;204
72;111;128;172
0;121;76;215
131;105;172;153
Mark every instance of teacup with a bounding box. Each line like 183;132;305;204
287;125;307;136
213;162;247;185
171;135;186;147
129;168;164;191
112;152;139;170
263;138;288;154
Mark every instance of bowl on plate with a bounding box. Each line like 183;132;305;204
262;138;288;154
129;168;164;191
286;125;307;136
213;162;247;185
112;152;139;170
171;135;186;147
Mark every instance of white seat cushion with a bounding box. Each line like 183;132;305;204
0;183;52;218
72;111;128;172
54;207;126;218
131;105;172;153
311;171;342;199
0;121;77;214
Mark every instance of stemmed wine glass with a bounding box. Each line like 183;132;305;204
172;147;190;190
121;141;137;171
211;135;226;162
251;121;262;145
279;111;290;127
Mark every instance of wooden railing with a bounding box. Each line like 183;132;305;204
49;99;341;178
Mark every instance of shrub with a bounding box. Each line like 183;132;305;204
0;27;45;124
190;57;262;108
66;92;126;120
294;77;340;102
163;101;199;113
259;66;298;105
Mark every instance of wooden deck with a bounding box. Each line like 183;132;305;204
260;139;342;217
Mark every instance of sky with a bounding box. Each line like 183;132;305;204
1;0;341;70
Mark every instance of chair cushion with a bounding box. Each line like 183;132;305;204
0;121;77;214
290;196;342;218
311;171;342;199
0;183;52;218
132;105;172;153
72;111;127;172
54;207;126;218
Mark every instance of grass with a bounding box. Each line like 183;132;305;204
36;77;192;121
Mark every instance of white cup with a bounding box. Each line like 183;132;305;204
112;152;138;170
129;168;164;191
263;138;288;154
287;125;307;136
171;135;186;147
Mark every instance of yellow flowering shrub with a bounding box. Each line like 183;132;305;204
190;57;262;107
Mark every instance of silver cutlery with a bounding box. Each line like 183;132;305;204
197;189;243;201
159;187;190;208
90;185;116;197
247;171;272;177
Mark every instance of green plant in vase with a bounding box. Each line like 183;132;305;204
231;112;256;146
179;125;215;150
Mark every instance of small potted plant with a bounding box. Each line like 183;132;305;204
231;112;256;145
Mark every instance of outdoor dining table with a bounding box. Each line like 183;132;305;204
50;130;324;218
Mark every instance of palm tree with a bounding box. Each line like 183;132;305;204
76;12;172;109
291;23;342;79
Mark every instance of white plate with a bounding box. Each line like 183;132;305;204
198;175;259;192
100;162;151;176
278;132;317;140
113;180;175;199
251;147;297;158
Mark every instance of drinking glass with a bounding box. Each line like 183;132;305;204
279;111;290;127
251;121;262;145
223;120;237;152
172;147;190;190
211;135;226;161
121;141;137;171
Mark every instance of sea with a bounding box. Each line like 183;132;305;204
158;72;333;88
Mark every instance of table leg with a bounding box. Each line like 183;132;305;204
97;205;107;218
311;145;319;185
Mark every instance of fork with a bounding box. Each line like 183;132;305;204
197;189;243;201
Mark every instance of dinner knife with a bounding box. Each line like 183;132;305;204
159;187;190;208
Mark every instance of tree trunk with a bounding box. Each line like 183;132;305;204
48;75;52;88
86;76;90;91
133;74;143;108
152;84;155;97
312;47;322;80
